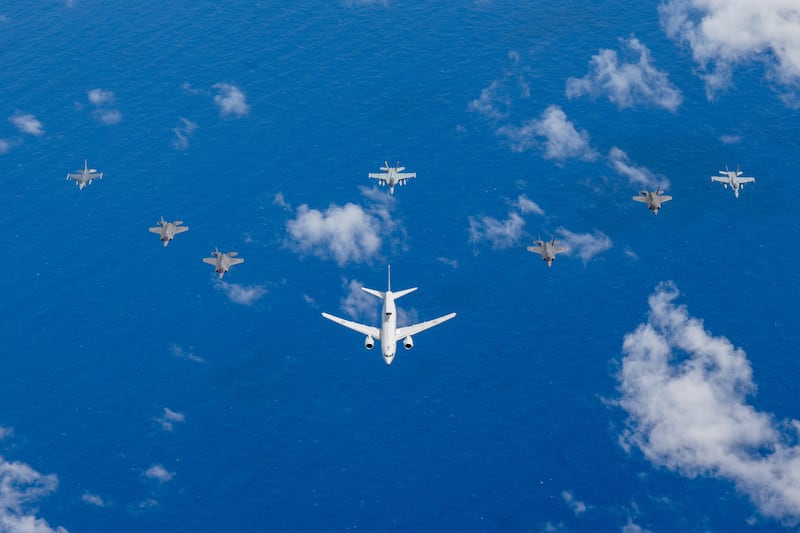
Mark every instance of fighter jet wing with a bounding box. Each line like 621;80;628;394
735;177;755;184
554;247;568;254
395;172;416;180
202;258;218;266
527;245;543;254
368;172;387;180
711;176;729;183
148;227;164;234
660;195;673;203
174;225;190;234
321;312;380;339
395;312;456;340
228;257;244;266
632;195;648;203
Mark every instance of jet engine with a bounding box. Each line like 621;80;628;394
364;335;375;350
403;336;414;350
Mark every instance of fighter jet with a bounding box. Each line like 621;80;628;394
632;187;672;215
148;217;189;247
527;237;567;268
711;166;755;198
203;248;244;279
66;160;102;190
368;161;416;194
321;266;456;365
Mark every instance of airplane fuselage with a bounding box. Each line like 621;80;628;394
379;290;398;364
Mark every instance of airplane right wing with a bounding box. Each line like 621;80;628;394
660;195;673;203
735;177;755;184
395;312;456;340
174;225;190;234
321;312;380;339
229;258;245;266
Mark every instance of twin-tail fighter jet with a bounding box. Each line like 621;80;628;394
66;160;102;190
368;161;416;194
632;187;672;215
203;248;244;279
527;238;568;268
321;266;456;365
149;217;189;247
711;166;755;198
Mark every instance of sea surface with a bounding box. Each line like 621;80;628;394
0;1;799;531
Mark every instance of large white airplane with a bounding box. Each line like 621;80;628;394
321;266;456;365
368;161;416;194
66;160;102;190
711;166;755;198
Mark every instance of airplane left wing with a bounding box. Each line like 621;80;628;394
367;173;387;180
321;312;380;339
711;176;729;183
736;177;755;184
632;195;648;203
395;312;456;340
148;227;163;234
660;195;673;203
202;258;218;266
174;225;190;234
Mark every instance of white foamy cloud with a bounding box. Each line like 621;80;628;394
498;106;598;161
659;0;800;99
515;194;545;216
720;134;742;145
566;36;682;111
214;280;267;306
87;89;114;106
87;89;122;125
0;140;9;154
468;212;525;250
155;408;185;432
468;51;530;122
212;83;249;118
608;147;669;189
340;279;379;323
619;282;800;523
170;343;205;364
555;228;612;263
144;465;174;483
0;457;67;532
81;492;105;507
9;113;43;136
171;117;197;150
561;490;587;515
286;199;394;265
94;109;121;125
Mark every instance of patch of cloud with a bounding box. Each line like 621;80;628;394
81;492;105;507
0;426;11;440
561;490;587;515
214;280;267;306
273;192;291;210
212;83;249;118
618;282;800;523
468;50;531;122
515;194;545;216
155;408;185;432
340;279;379;323
0;140;9;154
498;106;598;161
436;257;458;268
0;457;67;532
144;465;174;483
608;147;669;189
621;519;652;533
87;89;114;106
397;306;419;328
9;113;43;136
286;194;396;265
169;343;205;364
468;211;525;250
720;134;742;145
659;0;800;99
566;36;682;111
171;117;197;150
87;89;122;125
555;228;612;263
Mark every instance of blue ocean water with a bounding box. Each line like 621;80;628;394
0;1;799;531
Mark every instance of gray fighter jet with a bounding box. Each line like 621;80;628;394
527;238;568;268
711;166;755;198
66;160;102;190
203;248;244;279
368;161;416;194
149;217;189;247
632;187;672;215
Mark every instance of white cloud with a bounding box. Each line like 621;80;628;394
340;279;379;323
212;83;249;118
436;257;459;268
0;140;9;154
214;280;267;306
515;194;545;216
94;109;121;125
555;228;612;263
286;199;394;265
561;490;587;515
618;282;800;523
0;427;11;440
659;0;800;99
169;343;205;364
81;493;105;507
144;465;174;483
87;89;114;106
0;457;67;532
498;106;598;161
9;113;43;136
720;134;742;145
171;117;197;150
608;147;669;189
273;192;291;210
566;36;682;111
468;211;525;250
468;51;530;122
155;408;185;432
621;519;652;533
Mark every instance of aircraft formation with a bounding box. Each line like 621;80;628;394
65;157;757;363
